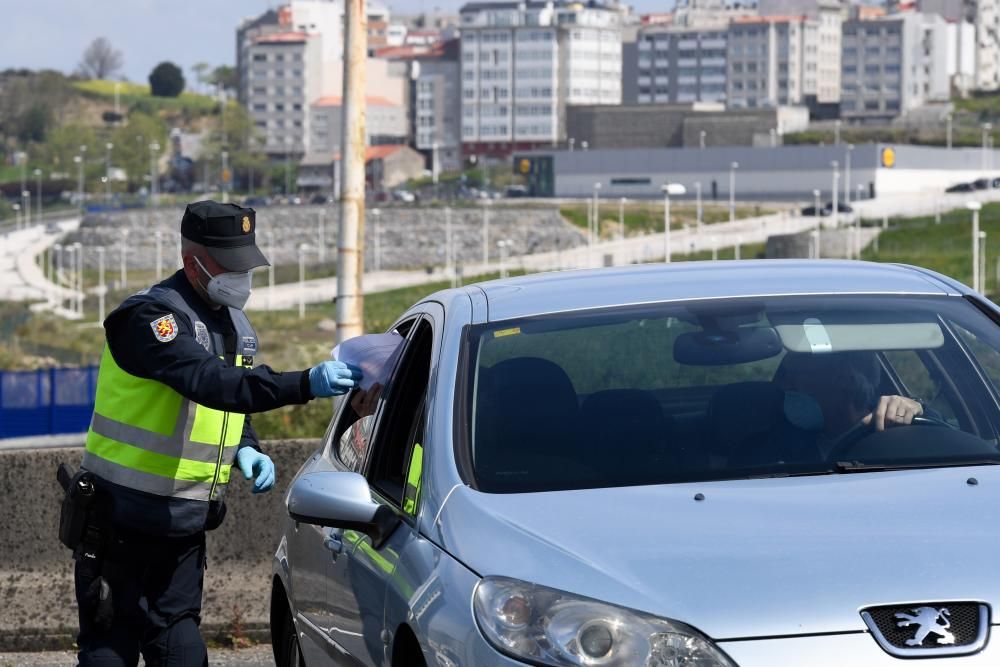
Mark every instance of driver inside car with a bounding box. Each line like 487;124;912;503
776;351;923;452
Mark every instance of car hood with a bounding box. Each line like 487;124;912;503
434;466;1000;640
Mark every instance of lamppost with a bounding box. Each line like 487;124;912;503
16;152;27;216
482;201;490;266
445;206;453;286
983;123;992;172
729;162;738;226
844;143;854;204
695;181;702;232
831;160;840;232
74;242;83;316
11;203;19;231
120;228;129;288
618;197;626;243
591;182;601;248
74;155;84;213
662;183;687;263
834;119;842;146
699;130;706;150
105;142;113;202
149;142;160;206
568;137;575;152
155;229;163;280
372;208;382;272
981;230;988;292
946;112;953;150
968;201;982;292
22;190;30;228
96;246;106;323
813;188;822;257
769;128;777;148
581;141;589;151
497;240;512;278
298;243;308;319
52;243;62;306
317;208;326;264
34;168;42;221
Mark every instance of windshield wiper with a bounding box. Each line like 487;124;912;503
834;459;1000;473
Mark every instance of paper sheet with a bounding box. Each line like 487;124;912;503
331;332;405;391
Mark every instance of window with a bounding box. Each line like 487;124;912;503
253;54;267;62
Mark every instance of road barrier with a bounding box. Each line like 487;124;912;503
0;367;97;439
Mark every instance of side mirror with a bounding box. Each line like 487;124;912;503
286;471;399;548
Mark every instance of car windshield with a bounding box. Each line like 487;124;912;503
463;295;1000;493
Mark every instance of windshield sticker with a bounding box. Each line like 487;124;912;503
802;318;833;353
493;327;522;338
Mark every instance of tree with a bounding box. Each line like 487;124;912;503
111;112;168;190
149;62;185;97
210;66;239;94
78;38;124;80
191;62;211;93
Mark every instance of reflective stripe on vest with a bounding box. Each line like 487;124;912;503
82;347;246;503
402;443;423;515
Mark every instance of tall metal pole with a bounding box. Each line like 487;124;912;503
844;144;853;204
947;113;953;150
445;206;453;285
972;205;982;292
34;169;42;221
618;197;626;243
983;124;992;172
97;246;106;323
663;190;672;263
318;208;326;264
120;229;129;288
335;0;368;342
150;142;160;206
105;142;113;202
482;201;490;265
695;182;702;232
729;162;738;226
831;160;840;233
75;156;84;214
813;188;822;258
298;243;307;319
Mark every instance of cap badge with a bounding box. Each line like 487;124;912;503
242;216;251;233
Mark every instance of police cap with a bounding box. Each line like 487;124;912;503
180;200;270;272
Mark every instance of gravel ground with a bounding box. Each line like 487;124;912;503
0;645;274;666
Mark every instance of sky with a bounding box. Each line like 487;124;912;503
1;0;667;84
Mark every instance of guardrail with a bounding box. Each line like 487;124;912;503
0;367;97;439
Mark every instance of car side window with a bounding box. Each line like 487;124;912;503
882;350;959;426
326;319;416;472
366;319;433;510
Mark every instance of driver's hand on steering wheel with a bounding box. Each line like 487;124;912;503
863;395;923;431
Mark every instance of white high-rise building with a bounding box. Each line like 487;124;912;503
758;0;844;103
727;16;816;108
459;1;624;156
919;0;1000;90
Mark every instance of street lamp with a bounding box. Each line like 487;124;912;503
11;203;19;230
591;182;602;247
481;200;490;266
830;160;840;233
729;162;738;225
298;243;309;319
844;143;854;204
662;183;686;263
581;141;589;151
981;230;989;292
694;182;702;232
769;128;777;148
497;240;512;278
946;112;953;150
33;168;42;221
74;155;84;213
618;197;626;243
968;201;982;292
317;208;326;264
372;208;382;272
105;142;113;202
834;119;842;146
568;137;575;152
22;190;30;228
445;206;453;286
983;123;992;172
699;130;706;150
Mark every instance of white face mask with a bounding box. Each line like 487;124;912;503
194;256;253;310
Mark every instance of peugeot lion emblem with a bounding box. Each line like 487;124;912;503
895;607;955;646
860;602;991;658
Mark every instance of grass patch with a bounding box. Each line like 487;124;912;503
560;202;776;237
72;79;218;115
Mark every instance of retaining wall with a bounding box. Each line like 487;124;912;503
0;440;320;651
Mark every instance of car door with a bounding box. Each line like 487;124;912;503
331;311;438;665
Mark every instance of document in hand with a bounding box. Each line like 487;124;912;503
331;332;405;392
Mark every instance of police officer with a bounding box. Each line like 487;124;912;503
74;201;361;666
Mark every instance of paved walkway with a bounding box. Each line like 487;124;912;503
0;220;83;318
0;645;274;666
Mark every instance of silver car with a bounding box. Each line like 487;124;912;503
271;260;1000;666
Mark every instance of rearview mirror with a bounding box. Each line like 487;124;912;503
673;327;782;366
286;471;399;548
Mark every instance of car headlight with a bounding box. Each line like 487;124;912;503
473;576;737;667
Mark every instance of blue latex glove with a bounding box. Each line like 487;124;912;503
235;446;275;494
309;360;363;398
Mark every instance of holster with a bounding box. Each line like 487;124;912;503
57;464;115;631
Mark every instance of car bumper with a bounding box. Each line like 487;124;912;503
719;631;1000;666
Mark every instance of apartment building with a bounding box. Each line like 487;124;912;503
244;31;323;157
919;0;1000;91
309;96;408;154
840;12;949;120
727;16;815;108
759;0;844;103
459;0;624;156
635;28;729;104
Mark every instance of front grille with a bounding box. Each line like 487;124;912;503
863;603;985;649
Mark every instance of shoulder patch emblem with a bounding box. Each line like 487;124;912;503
150;314;178;342
194;321;210;351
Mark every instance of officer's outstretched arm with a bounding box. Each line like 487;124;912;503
106;302;313;413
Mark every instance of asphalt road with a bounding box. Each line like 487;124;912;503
0;645;274;666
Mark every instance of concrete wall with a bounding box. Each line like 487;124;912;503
0;440;319;651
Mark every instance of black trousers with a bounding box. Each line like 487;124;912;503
75;530;208;667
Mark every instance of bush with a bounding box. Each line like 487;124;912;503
149;62;185;98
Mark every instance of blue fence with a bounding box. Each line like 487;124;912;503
0;367;98;439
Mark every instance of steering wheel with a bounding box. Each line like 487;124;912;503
825;414;954;462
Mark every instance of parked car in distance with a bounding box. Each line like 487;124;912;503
272;260;1000;667
504;184;530;198
309;194;332;205
392;189;417;203
243;196;270;207
946;182;976;193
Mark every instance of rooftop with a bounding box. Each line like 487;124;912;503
464;261;963;322
312;95;399;107
252;31;310;44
